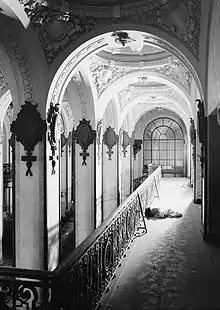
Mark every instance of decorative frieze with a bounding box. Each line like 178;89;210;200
118;86;141;111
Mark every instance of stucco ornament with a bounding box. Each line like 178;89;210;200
72;72;87;119
0;66;8;91
20;0;200;65
118;86;141;111
6;102;14;124
20;0;96;65
0;20;34;101
89;57;192;98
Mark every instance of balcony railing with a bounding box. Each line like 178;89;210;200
0;267;53;309
0;166;161;310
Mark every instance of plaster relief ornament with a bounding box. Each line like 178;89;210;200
19;0;200;66
118;86;141;111
89;57;192;99
0;67;8;91
6;102;14;124
20;0;96;65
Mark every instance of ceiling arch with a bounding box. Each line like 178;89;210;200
96;69;192;120
119;90;191;129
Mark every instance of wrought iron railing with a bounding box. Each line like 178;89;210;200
51;166;161;310
0;267;53;309
0;166;161;310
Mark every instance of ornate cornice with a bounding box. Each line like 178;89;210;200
19;0;200;65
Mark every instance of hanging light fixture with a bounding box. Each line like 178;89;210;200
109;31;144;53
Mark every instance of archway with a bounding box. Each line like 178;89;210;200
45;26;204;270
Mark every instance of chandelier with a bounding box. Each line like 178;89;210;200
110;31;144;53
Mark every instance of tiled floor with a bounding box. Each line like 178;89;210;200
100;178;220;309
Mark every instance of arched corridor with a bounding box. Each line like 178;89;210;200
0;1;220;309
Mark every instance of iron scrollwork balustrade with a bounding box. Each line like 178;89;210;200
0;167;161;309
0;267;52;309
51;166;161;310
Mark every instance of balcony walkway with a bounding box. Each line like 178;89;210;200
100;178;220;309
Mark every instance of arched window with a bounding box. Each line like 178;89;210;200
143;117;185;176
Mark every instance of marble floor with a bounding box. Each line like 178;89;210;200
99;178;220;309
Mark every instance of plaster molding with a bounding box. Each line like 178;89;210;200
50;36;106;104
0;23;34;101
0;65;8;91
19;0;201;65
72;72;87;119
118;86;141;111
61;101;74;134
89;57;192;98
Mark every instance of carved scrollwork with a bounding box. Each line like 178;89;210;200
20;1;96;66
103;237;113;279
72;118;96;166
11;101;47;176
52;167;162;310
103;127;118;160
47;102;61;174
20;0;201;65
0;280;50;309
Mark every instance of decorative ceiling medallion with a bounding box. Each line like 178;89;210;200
121;131;130;158
47;102;61;174
133;139;142;160
103;127;118;160
72;118;96;166
11;101;47;176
